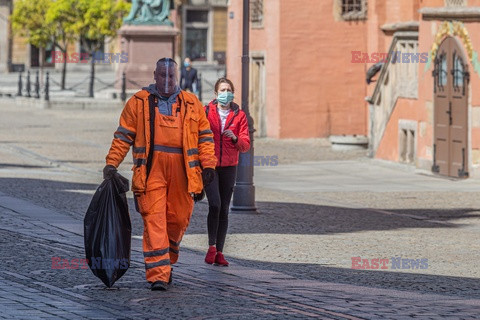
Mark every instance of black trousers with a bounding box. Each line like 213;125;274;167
204;166;237;252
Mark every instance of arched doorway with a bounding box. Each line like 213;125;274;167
432;36;469;178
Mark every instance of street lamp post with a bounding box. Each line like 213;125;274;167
231;0;258;214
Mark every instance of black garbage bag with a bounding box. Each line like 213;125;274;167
84;173;131;288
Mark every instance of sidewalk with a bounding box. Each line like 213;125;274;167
1;191;479;319
0;103;479;318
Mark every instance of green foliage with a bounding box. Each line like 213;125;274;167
45;0;82;51
12;0;131;52
80;0;130;39
76;0;131;51
11;0;131;90
11;0;54;48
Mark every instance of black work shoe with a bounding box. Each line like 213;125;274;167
151;281;168;291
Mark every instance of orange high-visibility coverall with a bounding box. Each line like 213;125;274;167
106;90;216;284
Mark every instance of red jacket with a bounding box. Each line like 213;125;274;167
205;100;250;167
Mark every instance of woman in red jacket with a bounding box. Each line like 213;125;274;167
204;78;250;266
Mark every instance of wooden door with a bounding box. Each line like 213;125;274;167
433;37;469;178
249;56;266;137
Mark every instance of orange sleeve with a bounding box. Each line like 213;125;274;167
105;96;138;168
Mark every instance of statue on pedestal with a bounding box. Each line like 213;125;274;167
123;0;173;26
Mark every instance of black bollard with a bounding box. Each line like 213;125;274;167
89;59;94;98
231;0;257;214
35;71;40;99
17;72;23;96
121;72;126;103
26;70;31;97
198;73;202;102
45;72;49;101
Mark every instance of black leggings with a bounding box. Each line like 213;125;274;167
204;166;237;252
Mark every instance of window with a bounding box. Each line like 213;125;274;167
342;0;362;14
183;8;210;62
250;0;263;27
30;43;55;68
339;0;367;20
453;53;464;88
398;120;417;164
186;28;208;61
186;10;208;23
445;0;467;7
399;129;415;163
438;53;448;88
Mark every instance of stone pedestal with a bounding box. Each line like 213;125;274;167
0;0;12;73
116;25;179;90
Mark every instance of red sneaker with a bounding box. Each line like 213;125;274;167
215;252;229;267
205;246;216;264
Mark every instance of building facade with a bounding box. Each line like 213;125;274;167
227;0;380;138
371;0;480;178
227;0;480;178
0;0;12;73
176;0;228;102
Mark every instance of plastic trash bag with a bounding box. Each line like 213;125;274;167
84;173;131;288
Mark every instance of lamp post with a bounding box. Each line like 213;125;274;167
231;0;258;214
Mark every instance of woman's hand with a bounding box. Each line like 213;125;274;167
223;130;237;143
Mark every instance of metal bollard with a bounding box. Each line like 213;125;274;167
45;72;49;101
89;61;94;98
121;72;126;103
26;70;31;97
17;72;23;96
35;71;40;99
198;73;202;102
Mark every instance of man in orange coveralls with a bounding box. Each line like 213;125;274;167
103;58;216;291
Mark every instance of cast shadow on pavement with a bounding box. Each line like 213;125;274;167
1;178;478;303
0;163;52;169
189;200;480;236
1;178;478;235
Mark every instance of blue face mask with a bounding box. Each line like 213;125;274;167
184;62;190;67
217;91;234;106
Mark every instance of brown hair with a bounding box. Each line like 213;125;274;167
214;77;235;93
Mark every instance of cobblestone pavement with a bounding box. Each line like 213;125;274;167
0;104;479;318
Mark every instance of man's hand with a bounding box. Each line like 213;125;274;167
103;165;117;180
223;130;238;143
202;168;215;187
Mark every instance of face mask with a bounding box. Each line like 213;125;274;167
155;59;178;96
184;62;190;67
217;91;234;106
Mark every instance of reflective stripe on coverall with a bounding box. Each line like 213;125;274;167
136;101;194;283
106;90;216;194
106;89;216;283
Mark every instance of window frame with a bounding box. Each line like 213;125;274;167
182;6;212;63
337;0;367;21
250;0;263;29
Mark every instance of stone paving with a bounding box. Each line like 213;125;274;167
0;103;479;318
1;193;479;319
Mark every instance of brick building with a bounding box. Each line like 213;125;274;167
227;0;480;178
